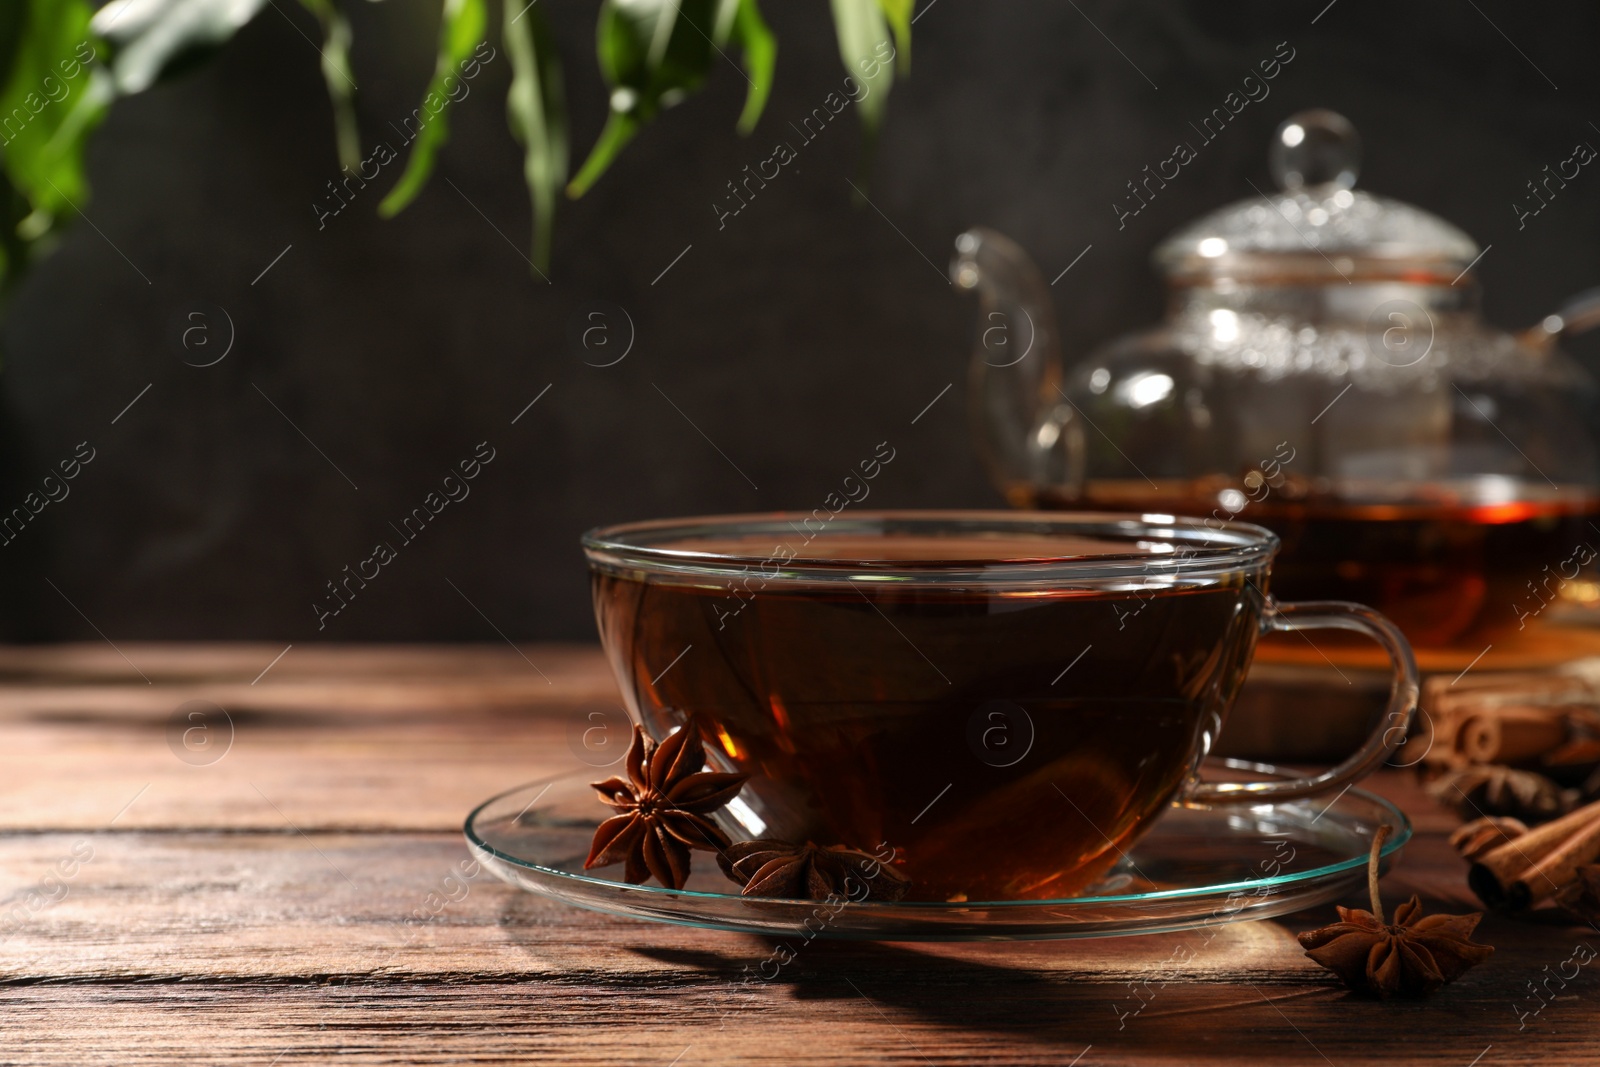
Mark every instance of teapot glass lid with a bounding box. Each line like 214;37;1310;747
1153;109;1479;282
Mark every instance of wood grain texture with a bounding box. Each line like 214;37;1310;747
1;644;1594;1064
0;644;615;832
6;978;1588;1067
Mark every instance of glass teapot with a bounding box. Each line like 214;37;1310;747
952;109;1600;652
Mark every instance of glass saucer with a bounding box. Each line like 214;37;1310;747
464;762;1409;941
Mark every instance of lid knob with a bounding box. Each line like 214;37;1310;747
1270;109;1361;192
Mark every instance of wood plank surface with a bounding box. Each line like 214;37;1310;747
0;644;614;831
2;644;1597;1065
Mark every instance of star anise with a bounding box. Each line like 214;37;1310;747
1427;765;1575;821
1298;825;1494;998
1556;865;1600;923
717;839;911;902
583;722;748;890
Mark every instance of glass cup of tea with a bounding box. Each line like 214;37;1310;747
582;511;1418;902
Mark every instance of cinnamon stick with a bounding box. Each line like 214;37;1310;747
1457;708;1570;765
1469;797;1600;909
1545;705;1600;766
1423;665;1600;771
1450;815;1528;863
1514;813;1600;909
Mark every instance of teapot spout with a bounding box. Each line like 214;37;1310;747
1520;286;1600;354
950;228;1082;506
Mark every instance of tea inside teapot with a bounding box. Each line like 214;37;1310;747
1043;475;1595;651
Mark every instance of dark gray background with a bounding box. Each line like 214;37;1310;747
3;0;1599;641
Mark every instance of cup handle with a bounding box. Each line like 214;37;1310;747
1185;599;1420;804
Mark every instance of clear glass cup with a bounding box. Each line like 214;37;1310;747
583;510;1419;901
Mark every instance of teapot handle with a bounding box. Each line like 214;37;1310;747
950;229;1083;503
1520;287;1600;352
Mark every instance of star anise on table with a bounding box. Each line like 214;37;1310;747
1556;865;1600;923
1297;825;1494;998
583;722;749;890
718;839;911;902
1426;765;1575;821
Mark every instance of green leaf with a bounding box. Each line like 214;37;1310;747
0;4;30;90
721;0;773;135
90;0;270;94
0;0;32;299
566;109;636;199
828;0;894;196
378;0;488;218
1;0;112;251
567;0;719;198
828;0;893;138
878;0;911;75
298;0;360;172
504;0;566;275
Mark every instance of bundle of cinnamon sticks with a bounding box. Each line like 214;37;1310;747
1420;664;1600;822
1420;667;1600;774
1452;807;1600;915
1424;659;1600;917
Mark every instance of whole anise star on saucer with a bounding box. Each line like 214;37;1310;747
1297;825;1494;998
583;722;748;890
718;840;911;902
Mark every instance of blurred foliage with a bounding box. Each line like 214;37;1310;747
504;0;566;273
0;0;111;306
377;0;487;217
0;0;912;293
829;0;896;195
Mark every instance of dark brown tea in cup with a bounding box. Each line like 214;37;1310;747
592;530;1263;902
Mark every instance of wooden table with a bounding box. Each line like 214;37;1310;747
2;644;1593;1064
